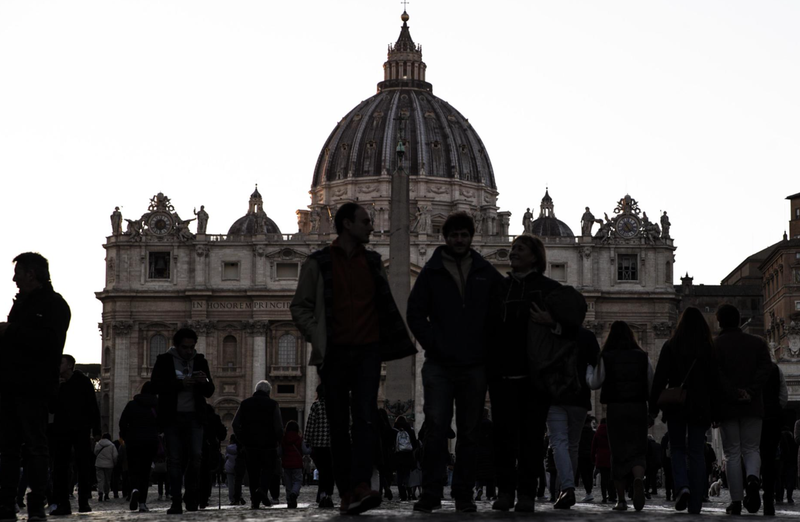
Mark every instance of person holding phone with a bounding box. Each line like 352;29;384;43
151;328;215;515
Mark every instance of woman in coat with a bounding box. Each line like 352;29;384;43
649;307;718;514
94;433;118;502
224;435;240;505
589;321;653;512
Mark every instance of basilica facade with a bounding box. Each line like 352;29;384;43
97;12;679;436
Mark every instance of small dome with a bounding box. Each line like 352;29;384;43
530;217;574;237
227;214;281;236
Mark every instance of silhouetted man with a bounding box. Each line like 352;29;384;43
0;252;71;521
291;202;415;515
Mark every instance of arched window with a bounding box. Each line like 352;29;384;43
222;335;237;368
278;334;297;366
103;346;111;368
149;334;167;367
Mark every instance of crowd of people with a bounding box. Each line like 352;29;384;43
2;207;800;519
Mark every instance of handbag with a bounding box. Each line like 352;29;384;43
657;358;697;410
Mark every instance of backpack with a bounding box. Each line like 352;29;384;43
396;430;413;453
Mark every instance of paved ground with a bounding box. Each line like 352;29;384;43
24;487;800;520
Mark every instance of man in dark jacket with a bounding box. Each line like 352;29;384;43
150;327;215;515
232;380;284;510
118;381;159;513
50;354;101;515
714;304;773;515
0;252;71;521
290;203;415;515
407;212;503;513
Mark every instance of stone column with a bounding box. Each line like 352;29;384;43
251;323;268;389
111;321;133;438
194;245;209;287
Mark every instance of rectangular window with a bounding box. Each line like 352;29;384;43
794;269;800;284
276;384;295;395
222;262;240;281
148;252;170;279
796;301;800;311
549;263;566;282
276;262;298;279
617;254;638;281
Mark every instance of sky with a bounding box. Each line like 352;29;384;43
0;1;797;363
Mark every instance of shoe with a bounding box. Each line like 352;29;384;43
666;494;672;501
49;505;72;516
553;489;576;510
27;512;46;522
613;500;628;511
130;489;140;511
581;494;594;502
633;478;646;511
347;483;381;515
0;507;15;522
412;494;442;513
475;488;483;501
78;503;92;513
514;495;535;512
139;503;150;513
744;476;761;514
287;492;297;509
384;488;393;501
455;499;477;512
645;492;652;500
238;497;246;505
726;501;742;515
491;493;514;511
167;502;183;515
602;498;608;503
675;487;690;512
764;497;775;517
318;496;334;508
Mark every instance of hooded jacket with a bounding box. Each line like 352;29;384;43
407;246;504;366
150;348;214;427
281;431;306;469
54;369;101;435
94;438;118;469
118;393;159;444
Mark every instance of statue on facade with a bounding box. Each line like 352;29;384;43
473;209;485;235
369;204;377;228
194;206;209;234
660;211;671;238
310;208;321;233
594;213;613;241
110;207;123;236
175;216;196;241
411;206;423;233
124;218;143;241
580;207;595;237
522;208;533;234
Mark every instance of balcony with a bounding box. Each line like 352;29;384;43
269;365;303;379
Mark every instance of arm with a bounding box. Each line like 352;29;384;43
406;267;436;351
649;342;671;416
231;403;244;440
118;405;130;441
290;258;321;342
587;358;605;390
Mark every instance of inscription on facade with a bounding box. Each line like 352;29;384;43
192;301;291;310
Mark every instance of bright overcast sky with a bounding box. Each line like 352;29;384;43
0;1;797;363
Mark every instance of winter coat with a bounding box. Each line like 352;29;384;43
224;444;238;475
649;339;718;424
590;423;611;468
118;393;159;444
491;270;560;379
53;370;101;436
407;246;504;366
304;399;330;448
94;438;118;469
281;431;306;469
232;390;283;449
0;284;70;398
600;348;649;404
150;349;215;428
713;328;772;421
290;247;416;367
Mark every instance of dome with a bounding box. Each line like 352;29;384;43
227;187;282;236
530;189;574;237
311;12;496;190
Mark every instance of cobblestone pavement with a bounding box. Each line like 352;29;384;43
26;487;800;520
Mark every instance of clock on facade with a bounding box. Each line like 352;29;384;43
147;212;173;235
615;216;640;238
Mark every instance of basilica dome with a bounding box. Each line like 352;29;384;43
227;187;282;236
530;190;574;237
311;12;496;190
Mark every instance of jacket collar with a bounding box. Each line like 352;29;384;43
427;245;489;272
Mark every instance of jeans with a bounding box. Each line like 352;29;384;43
545;405;587;492
420;360;487;500
0;394;49;513
667;418;706;513
164;413;204;505
283;468;303;496
720;416;762;501
320;345;381;495
489;377;548;498
127;441;158;504
52;428;93;506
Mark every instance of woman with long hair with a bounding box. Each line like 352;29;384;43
589;321;653;512
649;306;718;514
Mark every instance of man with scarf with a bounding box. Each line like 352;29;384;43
151;328;215;515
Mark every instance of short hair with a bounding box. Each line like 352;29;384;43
61;354;76;370
13;252;51;284
173;328;198;347
716;304;740;329
334;202;362;235
316;383;325;398
254;379;272;394
511;234;547;273
285;420;299;433
442;211;474;238
141;381;155;395
102;433;112;441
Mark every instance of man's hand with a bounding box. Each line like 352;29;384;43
0;322;8;336
529;303;554;326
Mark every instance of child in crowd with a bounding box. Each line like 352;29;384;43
281;421;309;509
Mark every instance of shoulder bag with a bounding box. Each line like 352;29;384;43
657;358;697;410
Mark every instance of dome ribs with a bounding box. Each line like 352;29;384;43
348;94;385;177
